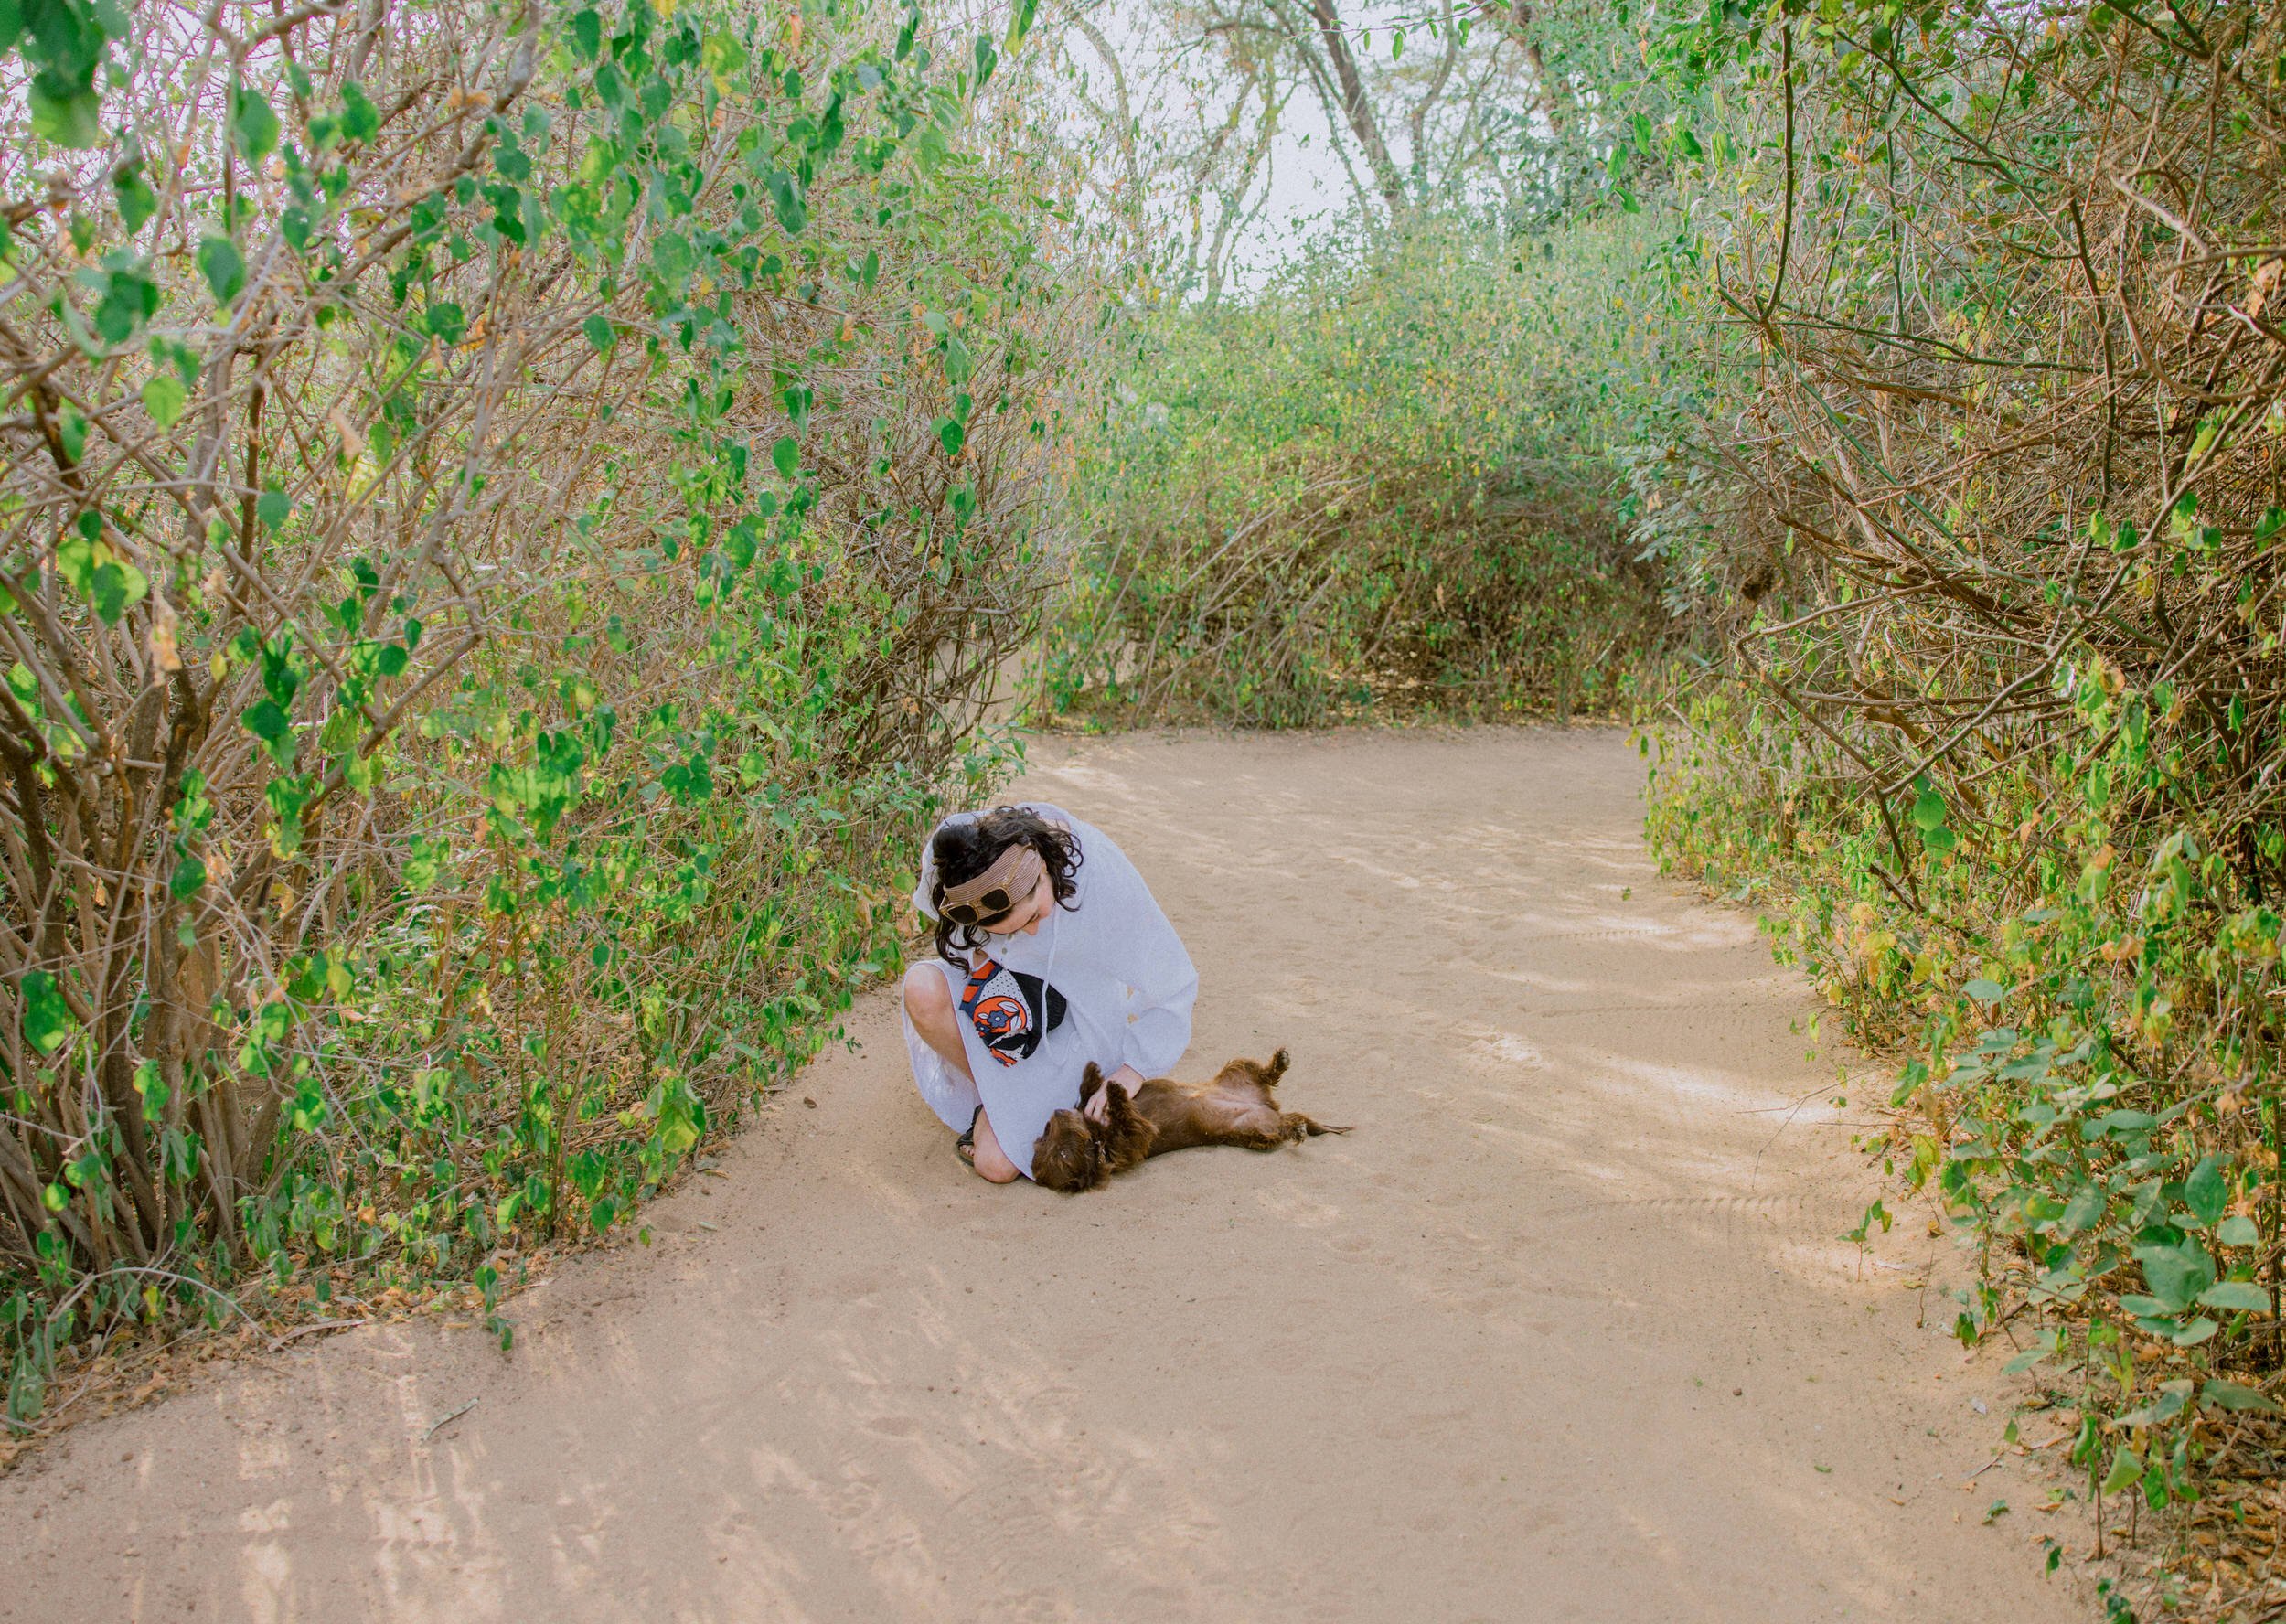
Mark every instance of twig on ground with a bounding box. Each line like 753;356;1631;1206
267;1319;367;1352
424;1397;479;1440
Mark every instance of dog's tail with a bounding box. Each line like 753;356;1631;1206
1259;1050;1347;1134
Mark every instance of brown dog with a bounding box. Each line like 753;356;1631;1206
1030;1048;1348;1194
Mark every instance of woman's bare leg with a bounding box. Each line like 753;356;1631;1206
966;1107;1020;1184
903;966;1020;1183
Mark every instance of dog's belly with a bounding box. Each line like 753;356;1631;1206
1133;1079;1276;1154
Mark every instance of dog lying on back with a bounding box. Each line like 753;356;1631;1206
1030;1048;1348;1194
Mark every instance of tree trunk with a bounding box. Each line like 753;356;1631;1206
1304;0;1408;212
1501;1;1566;134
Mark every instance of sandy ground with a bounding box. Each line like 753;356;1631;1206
0;728;2088;1622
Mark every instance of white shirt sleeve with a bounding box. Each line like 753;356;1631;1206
1075;818;1196;1078
1122;954;1197;1078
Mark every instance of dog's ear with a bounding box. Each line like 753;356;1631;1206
1079;1061;1105;1104
1069;1122;1107;1191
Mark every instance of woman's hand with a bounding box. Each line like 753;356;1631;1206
1084;1063;1148;1122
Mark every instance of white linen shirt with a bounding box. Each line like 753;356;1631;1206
900;803;1197;1178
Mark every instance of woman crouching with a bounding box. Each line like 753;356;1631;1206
900;803;1197;1184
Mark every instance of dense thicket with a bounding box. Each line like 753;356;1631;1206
1041;214;1673;724
0;0;1078;1432
1633;0;2286;1597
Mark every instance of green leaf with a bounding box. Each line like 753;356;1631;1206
2200;1380;2281;1415
1911;786;1946;829
56;526;144;623
2135;1241;2216;1314
169;853;207;900
2117;1384;2191;1428
402;835;446;891
937;418;966;457
29;74;102;149
113;164;157;232
2216;1213;2259;1247
423;302;465;344
582;314;615;353
2099;1447;2142;1496
241;698;292;743
1962;978;2004;1004
2184;1155;2228;1226
2058;1181;2106;1236
571;7;601;58
93;262;158;343
141;373;187;427
2196;1281;2272;1314
257;485;290;531
231;80;280;161
769;173;807;234
89;556;146;623
198;235;246;306
20;969;76;1054
722;518;757;570
338;80;380;143
772;436;800;478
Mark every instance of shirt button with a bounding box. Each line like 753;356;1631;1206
1126;1014;1137;1024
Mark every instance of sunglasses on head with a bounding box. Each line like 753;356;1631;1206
940;845;1044;927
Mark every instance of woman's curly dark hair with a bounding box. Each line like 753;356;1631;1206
931;806;1084;965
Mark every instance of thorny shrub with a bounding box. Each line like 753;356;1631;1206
1637;0;2286;1605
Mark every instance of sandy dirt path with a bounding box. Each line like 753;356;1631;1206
0;728;2085;1622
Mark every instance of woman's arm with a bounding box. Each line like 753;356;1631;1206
1084;1062;1153;1122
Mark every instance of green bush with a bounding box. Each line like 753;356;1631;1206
1635;0;2286;1572
1041;212;1680;726
0;0;1075;1432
